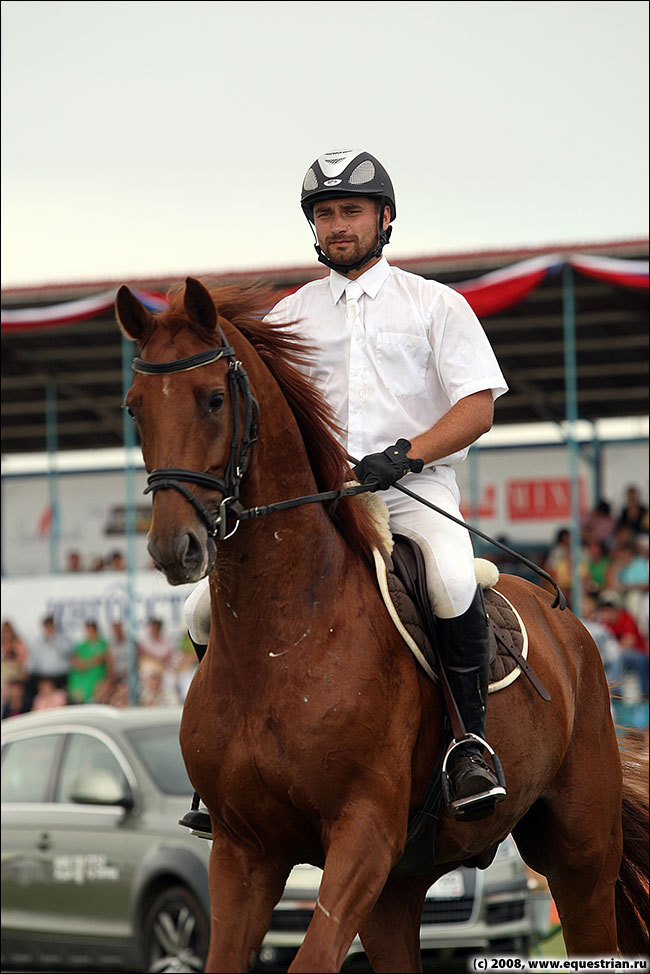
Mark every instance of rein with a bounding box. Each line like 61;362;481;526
133;341;566;609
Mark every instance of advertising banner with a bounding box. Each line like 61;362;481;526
0;571;195;650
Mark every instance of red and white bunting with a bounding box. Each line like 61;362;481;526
1;255;647;332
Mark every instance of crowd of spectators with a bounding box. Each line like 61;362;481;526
64;549;129;573
541;485;649;732
1;615;197;719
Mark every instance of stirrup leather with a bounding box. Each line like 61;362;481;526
441;733;507;818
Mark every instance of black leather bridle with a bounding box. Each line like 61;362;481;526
132;329;259;540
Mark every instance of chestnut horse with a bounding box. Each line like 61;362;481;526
117;278;648;972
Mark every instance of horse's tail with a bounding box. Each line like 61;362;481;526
615;738;649;955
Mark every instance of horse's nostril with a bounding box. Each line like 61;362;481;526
183;531;205;571
147;529;209;583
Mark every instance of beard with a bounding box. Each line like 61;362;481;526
322;229;380;268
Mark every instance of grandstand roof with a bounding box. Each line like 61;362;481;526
1;238;648;455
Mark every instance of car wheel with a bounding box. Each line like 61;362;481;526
142;884;209;973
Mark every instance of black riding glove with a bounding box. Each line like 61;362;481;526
353;439;424;492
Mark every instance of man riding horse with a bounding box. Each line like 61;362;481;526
181;149;508;830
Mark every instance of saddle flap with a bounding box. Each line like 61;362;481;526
379;538;542;695
388;535;438;671
388;535;496;668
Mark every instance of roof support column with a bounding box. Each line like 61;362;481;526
46;381;60;573
562;264;582;618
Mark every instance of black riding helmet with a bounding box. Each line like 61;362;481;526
301;150;396;274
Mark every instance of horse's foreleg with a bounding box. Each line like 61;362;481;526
288;807;406;973
358;873;432;973
204;831;288;974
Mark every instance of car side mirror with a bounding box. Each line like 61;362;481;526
69;769;134;810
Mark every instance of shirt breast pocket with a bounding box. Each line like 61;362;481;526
375;332;432;398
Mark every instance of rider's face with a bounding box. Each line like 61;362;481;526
312;197;389;271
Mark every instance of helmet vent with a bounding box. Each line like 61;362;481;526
349;160;376;185
302;167;318;192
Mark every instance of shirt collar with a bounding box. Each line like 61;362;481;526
329;257;391;305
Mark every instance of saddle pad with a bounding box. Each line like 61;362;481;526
484;588;529;693
373;547;528;693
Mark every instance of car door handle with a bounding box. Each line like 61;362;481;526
36;832;52;852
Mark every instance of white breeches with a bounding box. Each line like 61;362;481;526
383;465;476;619
183;464;475;642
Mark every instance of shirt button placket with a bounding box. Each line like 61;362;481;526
344;282;364;458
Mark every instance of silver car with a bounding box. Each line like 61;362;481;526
2;705;533;972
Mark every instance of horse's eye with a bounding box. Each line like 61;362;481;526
123;403;135;419
207;391;225;413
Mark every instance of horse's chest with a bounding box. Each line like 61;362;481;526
183;681;356;811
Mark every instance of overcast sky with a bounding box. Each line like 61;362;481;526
1;0;648;288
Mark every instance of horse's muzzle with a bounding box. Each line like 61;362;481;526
147;528;215;585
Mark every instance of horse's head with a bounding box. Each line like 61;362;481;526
117;277;256;585
118;276;385;588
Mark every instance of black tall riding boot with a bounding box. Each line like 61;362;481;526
437;587;506;820
178;634;213;838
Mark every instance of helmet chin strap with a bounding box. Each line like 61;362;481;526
309;208;392;275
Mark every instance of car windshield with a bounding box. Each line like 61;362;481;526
126;723;192;796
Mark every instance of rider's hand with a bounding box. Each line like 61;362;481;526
353;439;424;492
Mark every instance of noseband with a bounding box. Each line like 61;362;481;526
133;329;259;540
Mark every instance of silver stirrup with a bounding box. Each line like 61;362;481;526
441;733;507;816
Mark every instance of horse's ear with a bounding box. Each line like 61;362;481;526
184;277;217;331
116;285;155;342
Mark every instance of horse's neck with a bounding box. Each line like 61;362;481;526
209;423;350;650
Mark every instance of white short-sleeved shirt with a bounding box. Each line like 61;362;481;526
267;257;507;465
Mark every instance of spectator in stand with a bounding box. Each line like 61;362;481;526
97;621;136;706
107;621;130;686
107;551;127;571
605;536;649;615
1;679;26;719
618;533;648;591
109;680;130;708
1;620;30;706
582;499;617;550
138;618;178;704
597;591;649;701
544;528;572;589
617;486;649;536
67;620;110;705
32;677;68;711
605;524;637;579
543;527;587;608
23;616;72;712
583;539;611;596
580;593;621;685
89;556;105;572
65;550;83;572
138;618;174;670
638;591;649;648
139;667;180;707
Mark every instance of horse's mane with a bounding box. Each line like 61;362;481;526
164;281;383;560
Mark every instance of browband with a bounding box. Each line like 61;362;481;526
132;346;232;375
